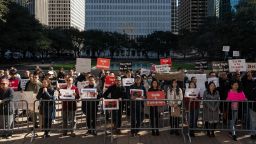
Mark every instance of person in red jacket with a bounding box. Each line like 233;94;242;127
58;76;79;137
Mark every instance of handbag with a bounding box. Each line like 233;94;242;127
170;89;181;117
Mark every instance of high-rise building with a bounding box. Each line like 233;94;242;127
15;0;85;31
85;0;178;38
207;0;220;18
178;0;208;32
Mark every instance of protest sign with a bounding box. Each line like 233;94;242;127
59;89;75;100
212;61;229;72
155;72;184;81
103;99;119;110
146;91;166;106
76;58;91;73
122;78;134;86
233;51;240;57
195;61;208;70
207;77;219;87
81;88;97;99
185;88;200;98
247;63;256;71
222;46;230;52
140;68;151;76
13;91;38;112
119;62;132;71
186;74;207;97
154;64;170;73
77;81;89;93
228;59;246;72
130;89;144;99
96;58;111;70
160;58;172;66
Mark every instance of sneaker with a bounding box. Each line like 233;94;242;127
189;132;195;137
91;131;97;136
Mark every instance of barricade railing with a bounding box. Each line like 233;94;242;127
187;99;256;142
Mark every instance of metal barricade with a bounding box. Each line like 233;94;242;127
0;100;29;138
187;100;256;142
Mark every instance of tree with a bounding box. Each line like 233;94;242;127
68;27;85;58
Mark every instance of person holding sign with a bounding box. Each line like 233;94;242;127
81;76;102;136
148;79;162;136
58;76;80;137
0;79;14;138
130;75;146;137
8;68;22;91
102;76;125;135
167;79;183;136
36;79;55;138
203;82;220;137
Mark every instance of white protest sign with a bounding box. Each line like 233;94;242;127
21;79;29;90
233;51;240;57
154;64;170;73
13;91;39;112
76;58;91;73
228;59;246;72
122;78;134;86
247;63;256;71
81;88;97;99
59;89;75;100
222;46;230;52
140;68;151;76
207;77;219;87
186;74;207;97
185;88;200;98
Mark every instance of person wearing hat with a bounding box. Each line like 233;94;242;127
130;75;147;137
102;76;126;134
0;79;14;138
8;68;22;91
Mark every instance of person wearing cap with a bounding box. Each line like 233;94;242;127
102;76;126;134
0;79;14;138
130;75;147;137
8;68;22;91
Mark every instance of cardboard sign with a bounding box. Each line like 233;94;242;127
59;89;75;100
9;79;19;91
122;78;134;86
233;51;240;57
76;58;91;73
155;72;184;81
146;91;166;106
228;59;246;72
96;58;111;70
21;79;29;90
103;99;119;110
130;89;144;99
185;88;200;98
207;77;219;87
212;61;229;72
247;63;256;71
81;88;97;99
160;58;172;66
154;64;170;73
186;74;207;97
222;46;230;52
195;61;208;70
13;91;38;112
141;68;151;76
119;62;132;71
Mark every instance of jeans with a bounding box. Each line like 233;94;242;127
230;110;238;135
189;109;199;129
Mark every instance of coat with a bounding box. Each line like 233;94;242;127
36;87;55;118
203;90;220;122
0;88;14;115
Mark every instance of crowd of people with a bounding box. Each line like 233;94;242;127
0;66;256;141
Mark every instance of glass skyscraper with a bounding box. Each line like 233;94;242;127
85;0;177;38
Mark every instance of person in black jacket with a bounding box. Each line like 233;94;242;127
102;76;126;134
82;76;102;136
36;79;55;138
148;79;161;136
0;79;14;138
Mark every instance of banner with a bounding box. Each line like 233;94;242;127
155;72;184;81
130;89;144;99
21;79;29;90
81;88;97;99
146;91;166;106
185;88;200;98
247;63;256;71
160;58;172;66
122;78;134;87
195;61;208;70
119;62;132;71
228;59;247;72
103;99;119;110
212;61;229;72
59;89;75;100
96;58;111;70
76;58;91;73
154;64;170;73
140;68;151;76
186;74;207;97
207;77;219;87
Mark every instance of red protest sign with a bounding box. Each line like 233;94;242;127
104;76;115;88
160;58;172;66
96;58;111;70
146;91;166;106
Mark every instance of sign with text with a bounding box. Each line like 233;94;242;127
247;63;256;71
81;88;97;99
141;68;151;76
212;61;229;72
185;88;200;98
195;61;208;70
59;89;75;100
186;74;207;97
146;91;166;106
228;59;246;72
130;89;144;100
160;58;172;66
154;64;170;73
222;46;230;52
122;78;134;87
96;58;111;70
119;62;132;71
103;99;119;110
76;58;91;73
233;51;240;57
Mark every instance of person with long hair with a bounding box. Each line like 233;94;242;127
167;79;183;135
148;79;161;136
226;80;247;141
203;82;220;137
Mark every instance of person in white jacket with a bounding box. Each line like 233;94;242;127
167;79;183;136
